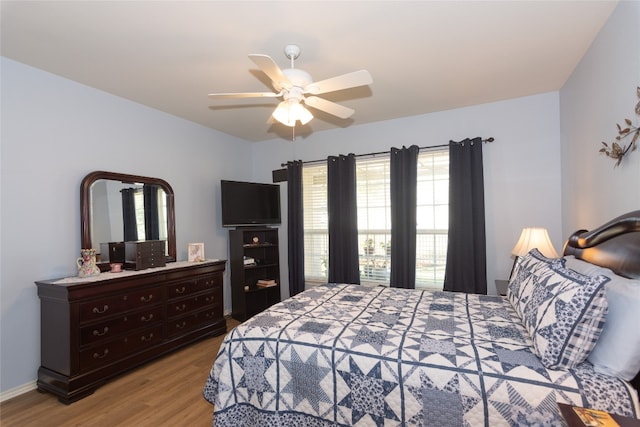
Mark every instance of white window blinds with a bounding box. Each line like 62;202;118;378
302;149;448;289
357;157;391;285
416;150;449;289
302;164;329;282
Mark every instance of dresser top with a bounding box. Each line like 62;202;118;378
37;259;226;287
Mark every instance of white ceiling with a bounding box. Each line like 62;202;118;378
1;1;617;142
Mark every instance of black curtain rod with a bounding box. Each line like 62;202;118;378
279;137;494;167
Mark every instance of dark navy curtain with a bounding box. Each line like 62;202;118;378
444;137;487;294
390;145;419;288
287;160;305;296
327;154;361;284
122;188;138;242
143;184;160;241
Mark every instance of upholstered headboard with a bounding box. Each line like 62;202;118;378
562;210;640;392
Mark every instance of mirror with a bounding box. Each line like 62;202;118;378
81;171;176;267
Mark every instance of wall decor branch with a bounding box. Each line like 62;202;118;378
599;86;640;167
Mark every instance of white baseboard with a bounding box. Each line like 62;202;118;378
0;380;37;403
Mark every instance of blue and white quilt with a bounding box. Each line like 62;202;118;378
203;284;639;426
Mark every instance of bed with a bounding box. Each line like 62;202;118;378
204;211;640;426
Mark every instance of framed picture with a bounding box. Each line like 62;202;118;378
188;243;205;262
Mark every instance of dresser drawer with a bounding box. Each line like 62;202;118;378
167;291;219;319
79;305;163;347
79;286;163;323
167;306;222;338
167;274;222;299
79;324;163;371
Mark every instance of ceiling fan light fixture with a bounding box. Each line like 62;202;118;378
272;100;313;127
295;103;313;125
208;45;371;132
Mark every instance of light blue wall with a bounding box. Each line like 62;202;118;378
0;57;250;394
560;0;640;232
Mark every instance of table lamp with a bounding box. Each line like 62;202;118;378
509;227;559;279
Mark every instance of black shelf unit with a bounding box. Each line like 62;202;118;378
229;227;281;321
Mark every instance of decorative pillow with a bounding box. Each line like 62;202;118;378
507;249;564;310
508;249;609;369
565;256;640;381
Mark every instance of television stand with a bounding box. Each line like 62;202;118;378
229;227;281;321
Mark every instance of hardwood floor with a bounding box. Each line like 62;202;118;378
0;318;240;427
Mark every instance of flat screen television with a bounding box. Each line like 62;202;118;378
221;180;281;227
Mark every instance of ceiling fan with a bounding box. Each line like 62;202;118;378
208;44;373;127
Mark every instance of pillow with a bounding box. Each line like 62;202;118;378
508;249;609;369
563;255;606;277
565;256;640;381
507;249;564;310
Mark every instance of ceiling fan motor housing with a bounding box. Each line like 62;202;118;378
276;68;312;93
283;86;304;103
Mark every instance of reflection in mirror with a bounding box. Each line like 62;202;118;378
90;180;168;249
81;171;176;267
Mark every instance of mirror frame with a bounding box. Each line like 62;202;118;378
80;171;177;263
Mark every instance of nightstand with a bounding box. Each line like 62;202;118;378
495;279;509;296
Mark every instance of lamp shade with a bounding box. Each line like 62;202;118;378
511;227;559;258
272;100;313;127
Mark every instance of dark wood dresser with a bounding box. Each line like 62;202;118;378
35;260;226;403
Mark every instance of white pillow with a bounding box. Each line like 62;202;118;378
565;256;640;381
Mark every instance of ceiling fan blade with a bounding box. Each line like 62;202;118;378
304;70;372;95
208;91;280;99
248;54;292;91
305;96;355;119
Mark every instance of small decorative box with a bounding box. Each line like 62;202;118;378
124;240;166;270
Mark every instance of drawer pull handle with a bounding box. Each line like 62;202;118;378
176;321;187;329
93;327;109;336
175;286;186;294
92;305;109;314
93;349;109;359
205;296;213;302
175;304;187;312
140;314;154;322
140;295;153;303
141;333;154;342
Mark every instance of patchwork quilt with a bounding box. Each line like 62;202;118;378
203;284;639;426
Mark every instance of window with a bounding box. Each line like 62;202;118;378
303;164;329;282
302;149;449;289
357;157;391;284
416;150;449;289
